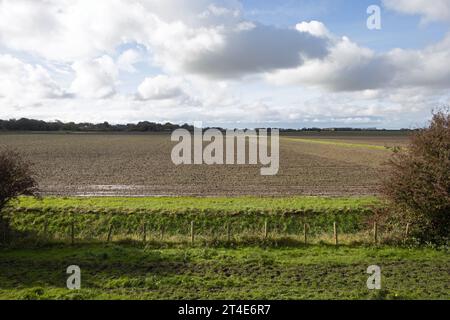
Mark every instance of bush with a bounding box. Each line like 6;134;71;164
0;148;37;209
382;108;450;242
0;148;37;243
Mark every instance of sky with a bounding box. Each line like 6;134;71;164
0;0;449;129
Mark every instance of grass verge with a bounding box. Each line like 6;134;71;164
14;196;379;211
3;196;381;245
284;137;392;150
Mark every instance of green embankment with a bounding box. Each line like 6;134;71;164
15;196;379;211
3;196;381;244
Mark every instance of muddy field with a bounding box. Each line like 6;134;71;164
0;132;410;196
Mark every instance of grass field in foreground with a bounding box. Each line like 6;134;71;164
0;244;448;300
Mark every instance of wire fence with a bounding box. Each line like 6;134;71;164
0;215;413;247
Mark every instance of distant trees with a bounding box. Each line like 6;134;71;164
0;118;416;133
0;118;195;132
382;108;450;242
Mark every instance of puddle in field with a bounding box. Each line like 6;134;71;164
77;193;173;197
39;184;377;197
83;185;139;190
39;184;195;197
74;185;171;197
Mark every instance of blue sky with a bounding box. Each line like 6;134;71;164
243;0;448;50
0;0;449;129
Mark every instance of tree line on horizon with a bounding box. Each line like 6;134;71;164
0;118;413;132
0;118;194;133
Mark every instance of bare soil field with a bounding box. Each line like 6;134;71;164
0;132;410;196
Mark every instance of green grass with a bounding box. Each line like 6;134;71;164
1;196;447;300
4;196;381;245
284;137;391;150
15;196;379;211
0;244;448;300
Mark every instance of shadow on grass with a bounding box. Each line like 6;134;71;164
0;241;448;300
0;243;189;291
0;238;368;293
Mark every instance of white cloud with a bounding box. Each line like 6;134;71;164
388;34;450;89
2;85;443;129
0;0;447;90
198;3;240;20
0;0;330;79
137;7;330;79
117;49;143;73
0;54;63;101
383;0;450;23
137;75;185;100
296;21;330;38
267;36;392;91
174;23;329;78
267;30;450;92
0;0;449;129
70;55;118;99
0;0;148;61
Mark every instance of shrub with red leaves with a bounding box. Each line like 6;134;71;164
0;148;37;210
382;108;450;242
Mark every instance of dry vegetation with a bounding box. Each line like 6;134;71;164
0;132;410;197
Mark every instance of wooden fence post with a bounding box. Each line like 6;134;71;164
43;220;48;240
1;222;5;245
190;221;195;244
264;220;268;239
333;222;338;246
70;221;75;246
107;224;113;243
142;223;147;243
160;226;165;241
405;223;410;239
373;222;378;244
3;220;8;244
303;223;308;245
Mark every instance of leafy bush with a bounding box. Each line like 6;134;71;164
0;148;37;243
0;148;37;209
382;109;450;242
